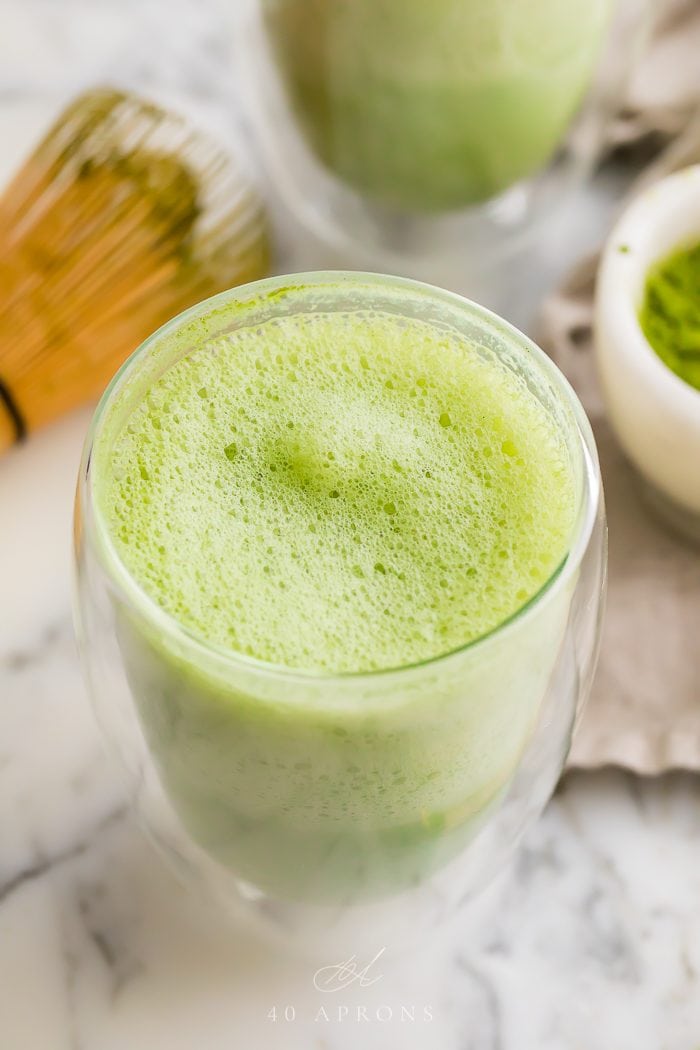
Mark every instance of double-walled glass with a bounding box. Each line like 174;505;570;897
74;273;606;955
235;0;650;266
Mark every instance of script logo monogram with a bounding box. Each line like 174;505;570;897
312;948;386;993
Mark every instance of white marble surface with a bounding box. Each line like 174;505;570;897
2;2;700;1047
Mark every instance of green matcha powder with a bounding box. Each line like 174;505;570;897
640;240;700;390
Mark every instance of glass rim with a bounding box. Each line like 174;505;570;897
81;270;601;684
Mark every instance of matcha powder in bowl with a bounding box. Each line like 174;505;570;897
640;240;700;391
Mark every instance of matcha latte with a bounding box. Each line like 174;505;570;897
87;275;585;901
263;0;613;211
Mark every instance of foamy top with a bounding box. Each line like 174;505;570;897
96;307;577;672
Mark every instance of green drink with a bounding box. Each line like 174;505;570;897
88;275;583;902
263;0;613;212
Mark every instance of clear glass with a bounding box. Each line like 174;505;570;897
74;273;606;957
234;0;650;267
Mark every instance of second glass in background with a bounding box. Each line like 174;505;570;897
235;0;651;317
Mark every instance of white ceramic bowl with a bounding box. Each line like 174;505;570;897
594;165;700;538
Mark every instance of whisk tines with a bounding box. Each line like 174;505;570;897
0;87;270;454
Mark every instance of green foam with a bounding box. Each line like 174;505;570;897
98;308;577;673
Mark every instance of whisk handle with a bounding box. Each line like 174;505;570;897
0;378;25;453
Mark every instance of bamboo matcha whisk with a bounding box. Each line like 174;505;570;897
0;87;271;454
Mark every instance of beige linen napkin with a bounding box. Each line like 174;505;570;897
540;0;700;773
